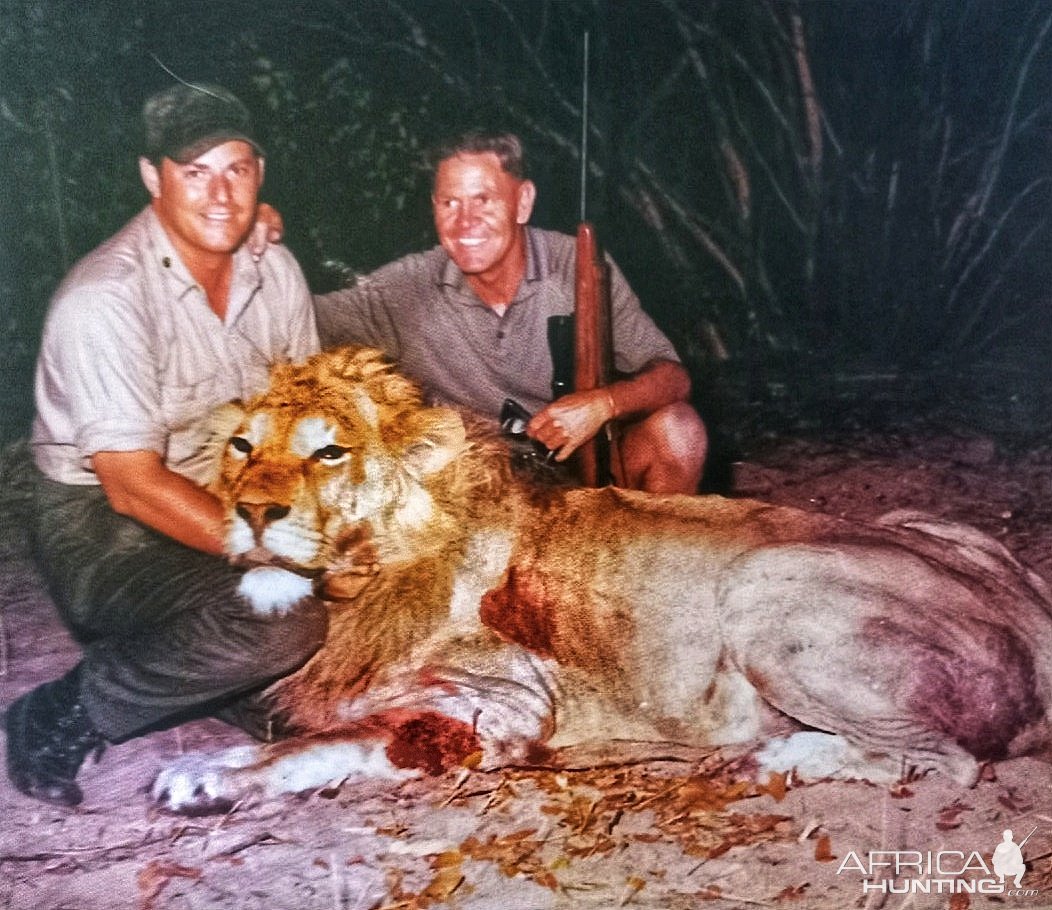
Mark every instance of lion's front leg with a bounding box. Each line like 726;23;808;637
152;640;557;815
340;637;559;769
151;737;419;815
410;664;558;766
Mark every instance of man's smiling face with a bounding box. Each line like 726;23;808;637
142;139;264;260
431;151;535;284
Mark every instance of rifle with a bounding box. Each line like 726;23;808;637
501;142;622;484
573;222;620;486
538;33;622;486
1018;826;1038;850
544;228;620;488
571;31;621;487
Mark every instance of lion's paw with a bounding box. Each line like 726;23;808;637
152;739;423;815
151;745;261;815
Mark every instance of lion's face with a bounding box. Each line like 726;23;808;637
214;348;467;571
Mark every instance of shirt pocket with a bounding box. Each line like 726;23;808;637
157;366;227;435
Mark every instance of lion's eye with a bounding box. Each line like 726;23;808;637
312;444;351;463
229;436;253;457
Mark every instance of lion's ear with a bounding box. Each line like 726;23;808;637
400;408;467;478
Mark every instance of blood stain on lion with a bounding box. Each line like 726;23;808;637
479;562;631;672
882;619;1044;760
479;566;559;659
371;710;482;776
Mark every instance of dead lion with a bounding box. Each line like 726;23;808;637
152;347;1052;814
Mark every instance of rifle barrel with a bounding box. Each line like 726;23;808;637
579;30;590;222
574;222;615;486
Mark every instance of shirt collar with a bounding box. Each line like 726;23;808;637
143;207;262;320
144;208;195;301
436;225;545;305
523;225;546;285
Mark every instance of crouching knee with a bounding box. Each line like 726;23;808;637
235;593;328;682
264;596;329;676
619;402;707;494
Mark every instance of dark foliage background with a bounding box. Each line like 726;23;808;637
3;0;1051;467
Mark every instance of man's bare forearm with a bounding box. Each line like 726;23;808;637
92;450;227;555
528;359;691;461
604;359;691;420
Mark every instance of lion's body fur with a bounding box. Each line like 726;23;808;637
151;347;1052;813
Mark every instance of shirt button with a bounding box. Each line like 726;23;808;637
162;257;171;268
496;330;505;339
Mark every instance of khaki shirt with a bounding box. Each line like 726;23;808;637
314;227;680;418
32;207;319;486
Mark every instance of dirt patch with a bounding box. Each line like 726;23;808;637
2;431;1052;909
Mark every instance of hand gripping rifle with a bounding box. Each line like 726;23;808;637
546;31;622;487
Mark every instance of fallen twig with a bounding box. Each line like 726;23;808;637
0;831;170;863
207;831;290;858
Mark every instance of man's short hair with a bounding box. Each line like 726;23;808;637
428;131;526;180
143;83;263;164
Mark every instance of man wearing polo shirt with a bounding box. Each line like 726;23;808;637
6;83;325;807
314;130;706;494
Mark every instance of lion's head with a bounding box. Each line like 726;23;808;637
212;347;514;574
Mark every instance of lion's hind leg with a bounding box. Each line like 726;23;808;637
716;542;1044;786
753;731;907;783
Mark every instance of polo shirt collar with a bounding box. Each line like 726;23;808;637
436;225;547;304
523;225;547;285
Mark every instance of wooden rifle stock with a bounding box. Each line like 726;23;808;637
574;222;619;486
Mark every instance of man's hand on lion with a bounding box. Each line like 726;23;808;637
527;390;616;461
315;566;379;602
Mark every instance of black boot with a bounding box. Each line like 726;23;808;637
5;665;106;807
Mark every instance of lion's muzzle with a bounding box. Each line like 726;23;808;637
236;501;292;540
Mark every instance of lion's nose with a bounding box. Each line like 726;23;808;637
235;501;292;537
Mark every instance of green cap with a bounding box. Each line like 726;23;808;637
143;83;263;163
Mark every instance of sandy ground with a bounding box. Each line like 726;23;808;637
2;430;1052;910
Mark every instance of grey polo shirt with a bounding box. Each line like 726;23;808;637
314;226;680;418
32;206;319;486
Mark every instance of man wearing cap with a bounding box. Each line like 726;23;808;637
5;83;324;808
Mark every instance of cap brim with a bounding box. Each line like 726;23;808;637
169;131;265;163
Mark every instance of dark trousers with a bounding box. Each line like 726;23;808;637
29;469;327;742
